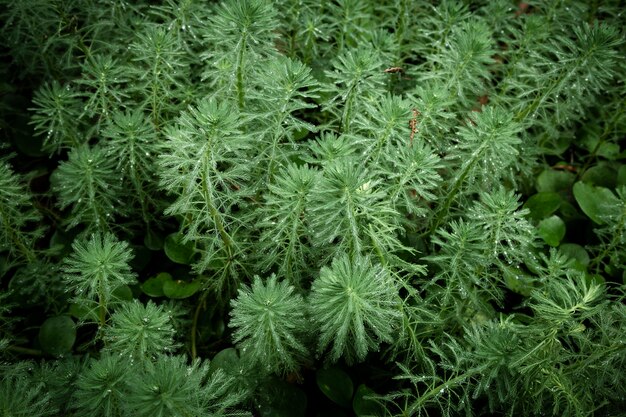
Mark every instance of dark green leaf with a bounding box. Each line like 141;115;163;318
141;272;171;297
162;276;203;299
536;169;575;193
524;192;562;220
617;165;626;187
38;315;76;357
572;182;621;224
581;164;617;188
164;233;194;264
144;229;164;251
112;284;133;302
538;215;566;247
559;243;590;271
353;384;382;417
316;367;354;408
258;378;307;417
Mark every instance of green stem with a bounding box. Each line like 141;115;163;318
428;142;487;236
236;35;247;110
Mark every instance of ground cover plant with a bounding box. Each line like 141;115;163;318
1;0;625;416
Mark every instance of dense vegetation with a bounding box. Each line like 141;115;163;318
1;1;625;416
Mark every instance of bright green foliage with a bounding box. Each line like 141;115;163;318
0;363;58;417
62;232;137;325
51;145;127;233
74;54;129;133
309;159;405;261
127;24;189;127
0;157;44;264
1;0;625;415
29;81;85;153
309;254;402;364
102;300;178;360
467;188;537;266
101;108;162;228
73;354;249;417
421;20;495;109
255;163;320;286
159;97;251;298
125;355;248;417
201;0;279;109
72;354;130;417
229;274;309;375
322;47;385;132
247;55;320;185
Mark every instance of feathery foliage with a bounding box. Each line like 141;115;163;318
1;0;625;415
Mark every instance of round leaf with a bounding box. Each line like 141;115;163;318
352;384;382;417
38;315;76;357
538;215;566;247
524;192;562;220
141;272;172;297
112;284;133;302
258;378;307;417
559;243;590;271
162;277;203;299
536;170;575;193
164;233;195;264
573;182;621;224
209;348;241;377
316;367;354;408
144;229;164;251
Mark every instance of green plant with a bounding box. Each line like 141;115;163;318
1;1;625;416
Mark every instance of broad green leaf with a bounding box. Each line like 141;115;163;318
503;266;536;296
209;348;241;376
559;243;590;271
144;229;164;251
524;192;562;220
353;384;382;417
316;367;354;408
38;315;76;357
141;272;171;297
536;169;575;193
581;164;617;188
112;284;133;301
538;215;566;247
258;378;307;417
572;182;621;224
162;276;203;299
164;233;194;264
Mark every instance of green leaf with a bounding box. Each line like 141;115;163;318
209;348;242;377
536;169;575;193
559;243;590;271
524;192;562;220
164;233;194;264
352;384;382;417
596;142;620;159
144;229;164;251
162;276;203;299
538;215;566;247
141;272;171;297
316;367;354;408
581;164;617;188
258;378;307;417
503;265;536;296
617;165;626;187
572;182;621;224
38;315;76;357
112;284;133;302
